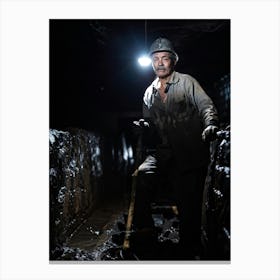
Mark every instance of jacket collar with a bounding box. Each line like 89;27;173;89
152;71;180;89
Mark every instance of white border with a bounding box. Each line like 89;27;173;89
0;0;279;279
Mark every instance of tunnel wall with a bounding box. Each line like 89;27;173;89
49;128;105;252
214;74;230;125
202;125;230;260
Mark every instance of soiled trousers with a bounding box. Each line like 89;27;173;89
133;155;208;256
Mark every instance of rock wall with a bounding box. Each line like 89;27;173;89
214;74;230;125
49;128;104;254
202;125;230;260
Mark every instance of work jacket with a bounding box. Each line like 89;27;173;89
142;71;219;171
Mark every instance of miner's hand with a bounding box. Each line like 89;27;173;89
202;125;218;142
132;119;149;137
133;119;149;128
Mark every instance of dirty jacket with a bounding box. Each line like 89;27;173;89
143;71;219;171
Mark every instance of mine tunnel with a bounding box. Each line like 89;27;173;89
49;19;230;261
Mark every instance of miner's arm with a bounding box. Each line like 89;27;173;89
186;76;219;141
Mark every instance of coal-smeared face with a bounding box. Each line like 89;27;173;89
152;51;175;79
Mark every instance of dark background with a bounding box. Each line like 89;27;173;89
49;21;231;259
50;19;230;136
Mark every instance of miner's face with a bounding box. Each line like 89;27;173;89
152;51;175;79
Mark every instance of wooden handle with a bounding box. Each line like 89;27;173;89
122;171;137;250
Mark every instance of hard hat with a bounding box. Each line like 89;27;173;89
149;37;179;62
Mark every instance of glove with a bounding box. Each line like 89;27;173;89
133;119;149;128
132;119;149;137
202;125;218;142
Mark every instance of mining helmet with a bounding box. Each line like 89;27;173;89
149;37;179;62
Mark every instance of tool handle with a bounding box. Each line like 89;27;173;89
123;132;143;250
123;170;138;250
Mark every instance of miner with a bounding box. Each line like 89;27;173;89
132;37;219;259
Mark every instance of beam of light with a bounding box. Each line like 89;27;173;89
138;55;151;67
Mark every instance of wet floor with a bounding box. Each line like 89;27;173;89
51;198;185;261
